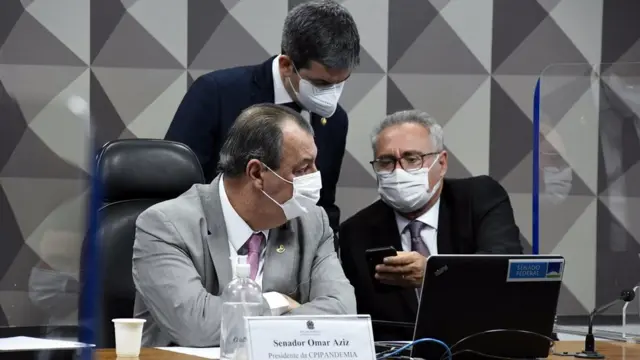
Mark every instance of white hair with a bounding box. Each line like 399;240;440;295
371;110;444;153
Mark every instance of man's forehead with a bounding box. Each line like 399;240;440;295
305;61;351;84
380;123;431;142
376;123;432;154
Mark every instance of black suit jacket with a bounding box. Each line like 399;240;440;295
339;176;523;341
164;57;348;234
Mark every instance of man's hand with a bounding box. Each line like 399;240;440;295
375;251;427;288
282;294;300;311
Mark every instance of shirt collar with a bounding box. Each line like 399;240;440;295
272;55;293;105
395;199;441;235
219;175;269;252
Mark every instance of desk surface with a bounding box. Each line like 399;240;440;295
551;341;639;360
94;341;640;360
96;348;208;359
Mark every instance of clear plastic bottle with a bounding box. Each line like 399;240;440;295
220;256;265;360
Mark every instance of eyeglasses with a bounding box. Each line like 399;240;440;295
370;152;440;173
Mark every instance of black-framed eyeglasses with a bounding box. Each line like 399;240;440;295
370;152;440;173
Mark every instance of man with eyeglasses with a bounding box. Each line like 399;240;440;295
164;1;360;247
339;110;523;341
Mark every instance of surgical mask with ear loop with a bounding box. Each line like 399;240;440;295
260;165;323;220
377;153;442;213
287;65;345;118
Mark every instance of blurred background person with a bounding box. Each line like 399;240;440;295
597;71;640;293
539;123;572;206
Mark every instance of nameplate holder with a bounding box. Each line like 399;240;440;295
245;315;375;360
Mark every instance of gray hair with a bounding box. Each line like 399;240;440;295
218;104;313;178
281;0;360;70
371;110;444;153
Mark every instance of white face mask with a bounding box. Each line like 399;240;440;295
541;166;572;205
261;166;323;220
377;154;442;213
288;69;345;118
28;267;77;315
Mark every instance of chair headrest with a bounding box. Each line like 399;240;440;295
98;139;205;202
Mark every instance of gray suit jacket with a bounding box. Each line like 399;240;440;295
132;176;356;347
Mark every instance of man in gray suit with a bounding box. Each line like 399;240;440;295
132;103;356;347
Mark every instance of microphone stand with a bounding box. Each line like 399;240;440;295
621;286;639;340
575;290;635;359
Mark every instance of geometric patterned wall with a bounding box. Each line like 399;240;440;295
1;0;639;326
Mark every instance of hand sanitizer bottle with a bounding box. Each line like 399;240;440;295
220;256;264;360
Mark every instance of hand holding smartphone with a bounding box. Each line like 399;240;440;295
365;246;397;290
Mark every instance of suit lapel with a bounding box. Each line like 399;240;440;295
250;56;277;104
370;201;403;250
371;202;418;314
310;113;323;129
199;176;233;289
310;113;327;159
436;197;453;254
261;223;298;296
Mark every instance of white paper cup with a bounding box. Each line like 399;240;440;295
112;318;146;357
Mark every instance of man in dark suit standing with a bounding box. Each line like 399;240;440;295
339;110;523;341
165;0;360;240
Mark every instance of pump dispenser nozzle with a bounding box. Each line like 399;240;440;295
232;255;251;279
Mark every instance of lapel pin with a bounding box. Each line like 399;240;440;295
321;117;327;126
276;244;286;253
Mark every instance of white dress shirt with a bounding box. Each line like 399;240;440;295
394;199;440;255
272;55;310;121
218;176;269;286
218;176;289;314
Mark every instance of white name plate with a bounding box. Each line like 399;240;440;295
245;315;375;360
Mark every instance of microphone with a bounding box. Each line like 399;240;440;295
575;289;636;359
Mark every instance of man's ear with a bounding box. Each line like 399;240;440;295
438;151;448;177
278;55;294;77
246;159;264;189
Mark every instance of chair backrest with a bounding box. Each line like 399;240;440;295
94;139;204;347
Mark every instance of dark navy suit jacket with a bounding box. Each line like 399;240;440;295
340;176;523;341
164;57;348;236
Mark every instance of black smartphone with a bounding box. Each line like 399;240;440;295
365;246;397;278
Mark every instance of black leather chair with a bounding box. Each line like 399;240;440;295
94;139;204;347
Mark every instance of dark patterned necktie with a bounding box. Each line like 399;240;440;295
406;221;429;298
406;221;430;256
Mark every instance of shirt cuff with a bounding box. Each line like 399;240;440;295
262;292;290;316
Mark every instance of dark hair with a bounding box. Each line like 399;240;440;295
281;0;360;70
217;104;314;177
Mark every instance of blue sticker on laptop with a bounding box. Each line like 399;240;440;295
506;259;564;282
